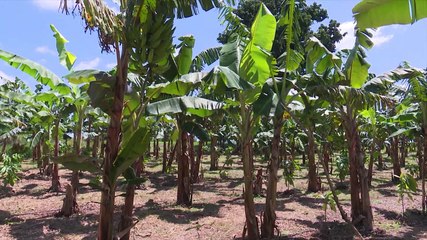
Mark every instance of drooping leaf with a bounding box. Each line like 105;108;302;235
0;127;23;143
191;46;221;72
182;121;209;141
219;35;245;74
31;130;44;148
52;154;101;173
0;49;62;88
146;72;205;98
345;46;370;89
353;0;427;29
64;69;103;84
146;96;222;117
112;127;151;182
87;72;115;115
50;24;77;70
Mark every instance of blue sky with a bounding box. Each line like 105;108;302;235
0;0;426;89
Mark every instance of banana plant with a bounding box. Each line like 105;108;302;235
303;25;397;229
61;0;232;236
353;0;427;29
371;64;427;213
203;3;278;238
145;36;221;206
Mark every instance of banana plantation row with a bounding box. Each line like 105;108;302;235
0;0;426;239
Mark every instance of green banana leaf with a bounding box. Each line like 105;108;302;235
52;154;101;173
50;24;76;71
146;96;222;117
0;49;62;88
64;69;103;84
182;121;209;141
111;127;151;182
353;0;427;29
240;3;277;88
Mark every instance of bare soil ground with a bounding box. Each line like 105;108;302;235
1;156;426;240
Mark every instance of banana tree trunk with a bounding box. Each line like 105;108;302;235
417;137;423;178
241;107;259;239
98;45;129;240
92;134;99;158
192;141;203;183
155;139;159;160
210;135;218;170
51;119;61;192
72;110;83;197
317;144;364;238
118;160;140;240
261;116;282;238
323;144;332;174
343;107;373;231
368;139;376;187
399;137;406;167
42;127;51;174
189;135;195;180
377;141;384;171
86;117;91;152
36;141;42;173
307;126;320;192
177;128;192;206
166;141;177;171
391;137;401;182
162;136;168;173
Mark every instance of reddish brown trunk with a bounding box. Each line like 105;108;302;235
307;127;320;192
56;184;78;217
36;142;42;173
166;141;177;170
118;160;141;240
192;141;203;183
377;141;384;170
100;135;106;159
177;130;192;206
391;137;401;181
323;144;332;174
242;134;259;239
98;45;128;240
162;137;167;173
92;134;99;158
210;135;218;170
417;137;423;178
399;137;406;167
155;139;159;160
368;142;375;187
343;108;373;231
31;132;36;162
261;116;282;238
86;118;91;152
118;182;135;240
301;152;306;165
51;120;61;192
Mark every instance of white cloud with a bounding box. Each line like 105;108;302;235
32;0;62;11
74;57;100;70
35;46;56;55
106;63;116;69
336;22;356;50
336;21;394;50
0;70;13;85
371;28;394;46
